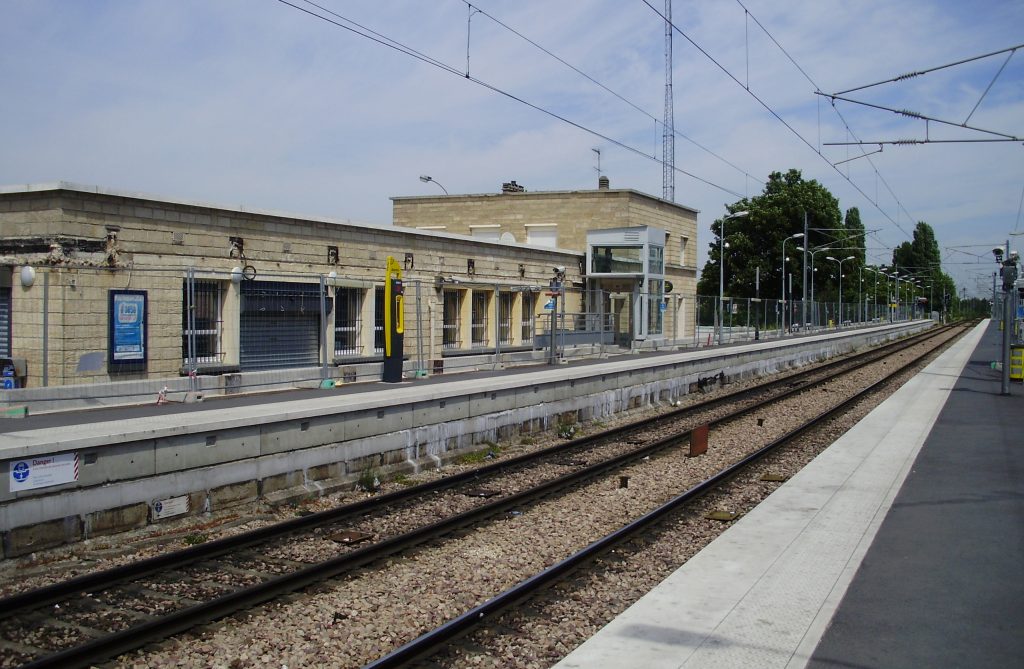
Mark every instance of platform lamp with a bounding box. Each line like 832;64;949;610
418;175;449;195
809;247;832;327
781;233;804;333
865;266;880;322
718;210;749;345
826;255;855;326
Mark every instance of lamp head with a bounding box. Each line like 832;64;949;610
725;210;750;220
792;233;805;239
992;247;1004;262
419;175;432;183
845;255;855;260
826;256;837;262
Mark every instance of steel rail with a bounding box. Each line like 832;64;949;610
7;324;958;668
363;324;968;668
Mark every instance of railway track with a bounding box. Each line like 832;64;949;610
370;322;972;668
0;322;967;669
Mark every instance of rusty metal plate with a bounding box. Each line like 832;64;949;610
329;530;373;545
706;510;740;522
761;473;787;482
462;489;501;498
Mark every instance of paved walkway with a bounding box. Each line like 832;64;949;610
554;320;1021;668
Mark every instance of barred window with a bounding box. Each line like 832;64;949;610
182;280;223;364
334;287;363;356
521;292;535;343
498;292;514;344
442;289;461;349
471;291;489;346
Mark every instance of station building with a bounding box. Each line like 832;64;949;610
0;180;699;396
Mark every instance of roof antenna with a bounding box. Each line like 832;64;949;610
592;148;602;178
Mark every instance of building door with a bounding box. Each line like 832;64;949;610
239;281;322;370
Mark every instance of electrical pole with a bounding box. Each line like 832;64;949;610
662;0;675;202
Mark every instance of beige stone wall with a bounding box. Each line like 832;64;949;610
392;187;699;338
1;187;583;388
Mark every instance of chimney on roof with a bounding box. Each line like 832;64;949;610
598;176;610;189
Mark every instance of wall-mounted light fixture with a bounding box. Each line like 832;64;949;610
19;266;36;288
231;267;243;283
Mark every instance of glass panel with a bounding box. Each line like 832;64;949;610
590;246;643;274
648;245;664;275
647;279;664;335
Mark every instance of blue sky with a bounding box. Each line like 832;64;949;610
2;0;1021;296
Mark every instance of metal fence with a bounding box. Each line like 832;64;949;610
1;262;928;409
693;293;914;346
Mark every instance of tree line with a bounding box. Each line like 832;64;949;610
695;168;958;314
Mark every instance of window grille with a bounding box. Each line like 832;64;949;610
471;291;489;346
442;289;461;349
521;292;535;343
182;280;223;363
0;285;10;357
498;292;513;344
334;287;362;356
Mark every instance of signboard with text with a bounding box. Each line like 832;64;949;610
10;452;80;492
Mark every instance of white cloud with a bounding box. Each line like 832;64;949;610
0;0;1020;294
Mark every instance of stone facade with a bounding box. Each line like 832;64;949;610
0;183;583;390
392;182;700;341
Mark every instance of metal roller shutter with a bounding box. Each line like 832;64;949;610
0;286;10;357
239;281;321;370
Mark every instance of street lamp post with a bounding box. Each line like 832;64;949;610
865;266;880;322
808;247;831;327
418;175;449;195
858;265;863;323
889;271;901;321
718;211;749;345
781;233;804;333
826;255;855;326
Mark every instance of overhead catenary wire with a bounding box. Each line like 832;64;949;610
275;0;745;199
460;1;762;188
642;0;915;240
731;0;922;237
832;43;1024;96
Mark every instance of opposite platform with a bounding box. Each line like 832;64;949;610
555;320;1009;668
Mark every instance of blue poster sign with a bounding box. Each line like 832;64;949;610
109;290;148;368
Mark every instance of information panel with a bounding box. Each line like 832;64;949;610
108;290;148;368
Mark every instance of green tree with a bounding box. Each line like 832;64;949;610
697;169;842;303
889;221;954;314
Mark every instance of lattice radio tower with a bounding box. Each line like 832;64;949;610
662;0;675;202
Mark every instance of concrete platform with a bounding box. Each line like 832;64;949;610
554;319;1021;669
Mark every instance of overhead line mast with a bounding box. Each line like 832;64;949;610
663;0;675;202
